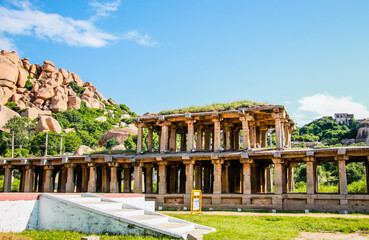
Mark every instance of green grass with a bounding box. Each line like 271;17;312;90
159;100;268;115
8;215;369;240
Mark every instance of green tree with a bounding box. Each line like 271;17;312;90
104;139;120;150
4;116;36;149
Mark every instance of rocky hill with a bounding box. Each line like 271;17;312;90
0;50;114;114
0;50;138;157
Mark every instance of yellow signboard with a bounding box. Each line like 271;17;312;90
191;190;202;214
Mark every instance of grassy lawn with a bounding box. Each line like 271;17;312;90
3;214;369;240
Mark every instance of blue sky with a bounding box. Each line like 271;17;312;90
1;0;369;125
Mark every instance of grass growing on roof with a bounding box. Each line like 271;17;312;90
159;100;268;115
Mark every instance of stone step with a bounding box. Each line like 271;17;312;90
61;196;102;203
81;201;123;210
126;214;170;225
155;222;195;234
105;208;145;217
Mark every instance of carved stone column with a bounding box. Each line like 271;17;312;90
196;125;203;151
186;119;195;152
240;116;251;149
43;166;54;193
123;166;131;193
212;159;223;194
169;126;177;152
145;164;153;193
24;165;35;192
136;123;144;154
134;163;143;193
222;161;230;193
272;157;286;194
241;159;254;194
66;164;75;193
212;118;221;152
306;154;316;194
195;165;202;190
81;165;88;192
87;163;97;193
3;165;13;192
109;162;119;193
180;132;187;151
160;122;171;153
169;164;177;193
204;127;211;151
184;160;195;194
147;126;153;152
158;161;168;194
336;155;348;195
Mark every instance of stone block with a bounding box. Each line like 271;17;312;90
187;232;203;240
81;236;100;240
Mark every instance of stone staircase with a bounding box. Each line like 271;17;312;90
42;194;215;239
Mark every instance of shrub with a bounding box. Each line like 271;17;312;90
24;80;34;91
104;138;120;150
69;82;85;97
348;181;367;194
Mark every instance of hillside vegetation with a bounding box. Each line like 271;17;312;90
0;102;136;157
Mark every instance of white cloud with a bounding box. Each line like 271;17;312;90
294;93;369;125
122;31;160;47
0;0;158;50
89;0;121;21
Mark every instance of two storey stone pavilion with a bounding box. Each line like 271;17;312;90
2;103;369;212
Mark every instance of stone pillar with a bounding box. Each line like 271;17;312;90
147;127;153;152
261;127;268;148
180;132;187;151
255;126;261;148
224;124;232;150
136;123;143;154
145;164;153;193
284;124;290;148
134;163;143;193
306;155;316;194
58;167;67;193
196;126;203;151
249;125;255;148
212;118;221;152
3;166;13;192
169;165;177;193
287;163;297;193
158;161;168;194
160;123;170;153
195;165;202;190
212;159;223;194
336;155;348;195
186;120;195;152
169;127;177;152
180;166;186;193
240;117;251;149
184;160;195;194
101;165;110;193
265;166;271;193
234;129;240;150
240;159;254;194
108;163;119;193
66;164;75;193
272;112;285;149
43;166;54;192
123;167;131;193
204;128;211;151
81;165;88;192
272;158;286;194
204;166;211;193
222;162;230;193
24;165;34;192
87;163;97;193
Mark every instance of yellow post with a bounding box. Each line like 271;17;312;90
191;189;202;214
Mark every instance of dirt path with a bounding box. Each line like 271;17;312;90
160;211;369;218
296;232;369;240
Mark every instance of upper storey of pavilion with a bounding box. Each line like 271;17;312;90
133;102;295;154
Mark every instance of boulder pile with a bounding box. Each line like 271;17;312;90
0;50;113;115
